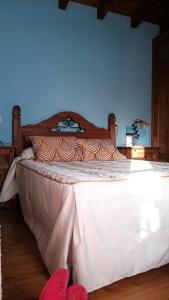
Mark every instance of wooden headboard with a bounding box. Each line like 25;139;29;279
12;105;117;156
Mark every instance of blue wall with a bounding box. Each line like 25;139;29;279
0;0;159;146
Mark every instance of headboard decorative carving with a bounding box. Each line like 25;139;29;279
12;105;117;156
51;116;85;133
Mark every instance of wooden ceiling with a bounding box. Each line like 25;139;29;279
58;0;169;32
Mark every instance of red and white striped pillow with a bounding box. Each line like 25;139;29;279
30;136;126;162
77;138;126;161
30;136;83;162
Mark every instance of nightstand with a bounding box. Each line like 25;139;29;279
0;146;15;191
0;146;17;208
118;146;159;161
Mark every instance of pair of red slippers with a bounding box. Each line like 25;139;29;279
39;268;88;300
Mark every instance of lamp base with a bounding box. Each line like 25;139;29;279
126;133;134;147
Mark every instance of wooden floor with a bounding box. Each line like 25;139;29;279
1;207;169;300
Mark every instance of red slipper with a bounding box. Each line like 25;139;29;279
39;268;69;300
66;284;88;300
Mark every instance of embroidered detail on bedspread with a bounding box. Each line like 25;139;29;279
18;160;169;185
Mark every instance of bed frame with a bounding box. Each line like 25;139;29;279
12;105;117;156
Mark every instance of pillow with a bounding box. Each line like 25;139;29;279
20;147;35;160
77;138;126;161
30;136;83;162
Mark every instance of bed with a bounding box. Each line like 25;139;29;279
4;105;169;292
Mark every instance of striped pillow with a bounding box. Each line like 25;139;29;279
30;136;83;162
77;138;126;161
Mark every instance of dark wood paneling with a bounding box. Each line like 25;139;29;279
152;31;169;161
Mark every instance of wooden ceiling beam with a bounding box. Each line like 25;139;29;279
58;0;70;10
131;0;156;28
160;6;169;33
97;0;115;20
160;21;169;34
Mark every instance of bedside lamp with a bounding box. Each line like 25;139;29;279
132;119;149;140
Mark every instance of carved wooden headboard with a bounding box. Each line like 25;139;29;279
12;105;117;156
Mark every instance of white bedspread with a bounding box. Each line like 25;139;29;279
15;159;169;292
0;148;35;203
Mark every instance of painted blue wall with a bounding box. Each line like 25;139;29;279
0;0;159;146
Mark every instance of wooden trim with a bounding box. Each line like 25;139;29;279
12;106;117;156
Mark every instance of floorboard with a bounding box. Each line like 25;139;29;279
1;207;48;300
1;207;169;300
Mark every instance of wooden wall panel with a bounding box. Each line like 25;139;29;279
152;31;169;161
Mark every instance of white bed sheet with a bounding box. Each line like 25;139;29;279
16;159;169;292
